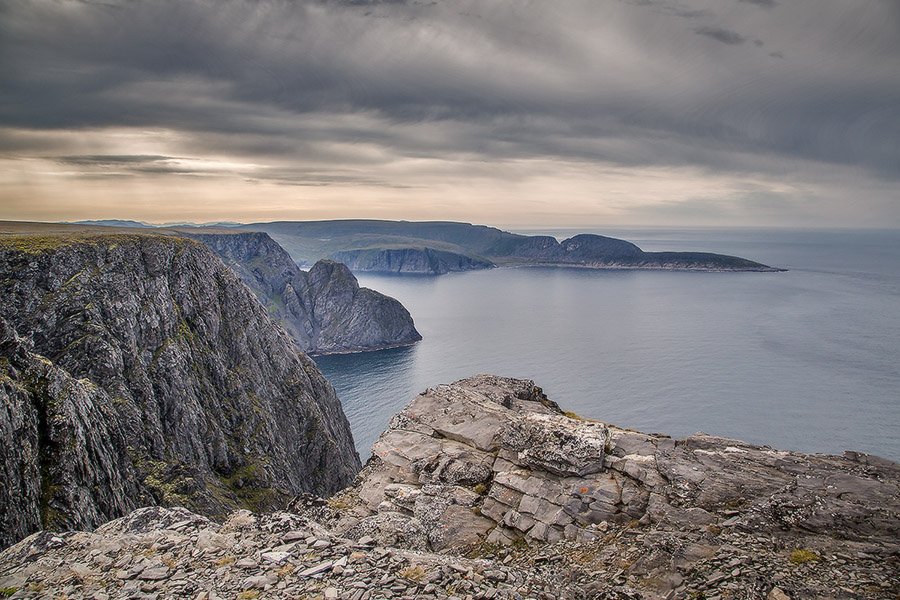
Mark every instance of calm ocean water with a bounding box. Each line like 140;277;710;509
314;228;900;461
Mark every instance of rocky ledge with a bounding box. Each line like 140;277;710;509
2;376;898;599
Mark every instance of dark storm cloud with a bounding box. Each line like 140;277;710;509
694;26;746;45
1;0;899;193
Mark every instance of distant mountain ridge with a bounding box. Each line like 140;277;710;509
64;219;783;273
234;220;785;274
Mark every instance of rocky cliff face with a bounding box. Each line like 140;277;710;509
329;247;495;275
183;232;421;353
0;319;142;549
0;233;361;547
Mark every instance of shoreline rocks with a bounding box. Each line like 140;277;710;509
311;376;900;552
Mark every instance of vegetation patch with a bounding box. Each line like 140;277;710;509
562;410;602;423
398;565;428;582
790;549;821;564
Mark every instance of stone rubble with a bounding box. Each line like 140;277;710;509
1;504;897;600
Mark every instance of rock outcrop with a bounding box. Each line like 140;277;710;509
0;233;361;548
1;376;898;599
323;376;898;551
0;319;141;550
182;232;421;353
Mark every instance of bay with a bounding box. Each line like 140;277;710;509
314;228;900;461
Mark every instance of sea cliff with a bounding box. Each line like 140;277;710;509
183;231;422;353
0;233;361;548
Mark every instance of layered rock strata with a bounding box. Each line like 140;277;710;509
183;232;421;353
311;376;899;554
0;233;361;547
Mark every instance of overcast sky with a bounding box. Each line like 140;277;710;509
1;0;898;228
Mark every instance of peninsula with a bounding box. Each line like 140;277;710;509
0;222;421;354
235;220;784;274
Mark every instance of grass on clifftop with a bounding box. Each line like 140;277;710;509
0;233;195;255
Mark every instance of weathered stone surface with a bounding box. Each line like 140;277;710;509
301;375;900;555
185;232;421;353
0;233;361;548
0;318;141;549
3;378;900;600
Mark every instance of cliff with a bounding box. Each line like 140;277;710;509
0;233;361;548
1;375;896;599
0;318;141;550
182;232;421;353
330;247;495;275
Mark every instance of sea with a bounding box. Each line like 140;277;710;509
314;228;900;462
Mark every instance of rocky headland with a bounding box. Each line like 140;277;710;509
2;375;897;599
182;231;421;353
0;233;361;549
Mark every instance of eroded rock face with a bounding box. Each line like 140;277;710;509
0;319;141;549
183;232;421;353
0;233;361;547
310;375;900;553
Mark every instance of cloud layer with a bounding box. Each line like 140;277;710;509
1;0;898;226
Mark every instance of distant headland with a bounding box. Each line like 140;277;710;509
69;219;784;274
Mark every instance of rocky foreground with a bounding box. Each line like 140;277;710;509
2;375;899;599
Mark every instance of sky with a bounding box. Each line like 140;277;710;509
1;0;898;229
